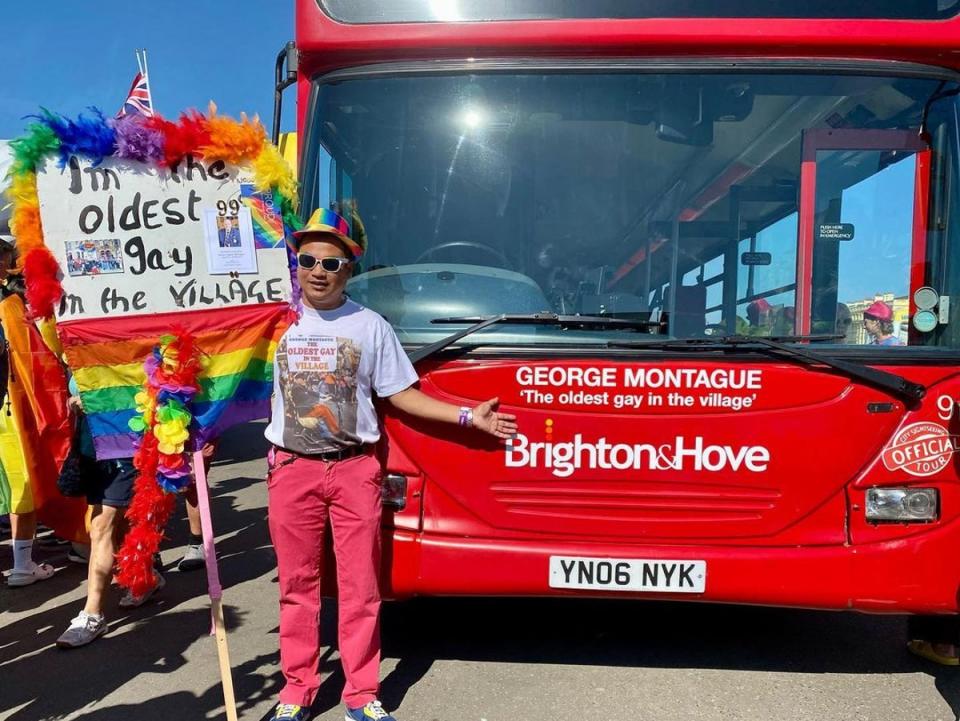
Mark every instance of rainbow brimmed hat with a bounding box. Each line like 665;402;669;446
291;208;363;258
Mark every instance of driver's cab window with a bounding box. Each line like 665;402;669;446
811;151;915;346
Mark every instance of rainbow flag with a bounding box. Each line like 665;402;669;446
0;295;86;541
242;183;287;249
60;303;289;459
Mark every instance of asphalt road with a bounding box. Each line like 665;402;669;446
1;421;958;721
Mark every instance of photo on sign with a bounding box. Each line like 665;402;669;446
202;207;258;275
64;239;124;277
217;214;243;248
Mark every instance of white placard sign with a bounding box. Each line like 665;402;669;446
36;155;292;321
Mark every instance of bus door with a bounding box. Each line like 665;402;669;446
796;129;930;340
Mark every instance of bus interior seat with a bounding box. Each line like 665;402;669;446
672;283;707;336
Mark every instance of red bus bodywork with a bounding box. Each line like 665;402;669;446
292;4;960;614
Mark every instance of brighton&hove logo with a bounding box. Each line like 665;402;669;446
505;418;770;478
881;421;955;477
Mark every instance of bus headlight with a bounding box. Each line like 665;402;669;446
865;487;938;522
382;473;407;511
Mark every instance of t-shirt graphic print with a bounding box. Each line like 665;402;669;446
265;299;419;455
275;332;363;452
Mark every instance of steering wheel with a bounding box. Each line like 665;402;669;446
414;241;509;267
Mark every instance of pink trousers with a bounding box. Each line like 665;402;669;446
267;447;383;708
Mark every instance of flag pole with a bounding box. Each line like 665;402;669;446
140;49;152;109
192;450;239;721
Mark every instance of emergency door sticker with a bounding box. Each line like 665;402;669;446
881;421;955;477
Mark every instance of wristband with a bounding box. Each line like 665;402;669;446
458;406;474;428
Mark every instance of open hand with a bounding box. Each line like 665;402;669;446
472;397;518;439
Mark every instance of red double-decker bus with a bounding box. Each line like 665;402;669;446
275;2;960;623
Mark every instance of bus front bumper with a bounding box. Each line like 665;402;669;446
386;523;959;614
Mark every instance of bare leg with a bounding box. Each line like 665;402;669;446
84;505;120;616
9;510;36;541
188;441;215;537
185;486;202;536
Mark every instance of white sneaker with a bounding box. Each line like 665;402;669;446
7;562;55;587
56;611;107;648
119;572;166;608
177;543;205;572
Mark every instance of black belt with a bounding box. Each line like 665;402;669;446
276;444;369;462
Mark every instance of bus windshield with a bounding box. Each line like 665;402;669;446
305;68;960;351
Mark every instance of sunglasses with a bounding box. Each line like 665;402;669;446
297;254;351;272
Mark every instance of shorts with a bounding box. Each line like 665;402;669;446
85;458;137;508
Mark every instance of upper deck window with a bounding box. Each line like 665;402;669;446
318;0;960;24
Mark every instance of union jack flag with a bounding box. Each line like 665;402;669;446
118;71;153;118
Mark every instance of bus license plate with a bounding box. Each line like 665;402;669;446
549;556;706;593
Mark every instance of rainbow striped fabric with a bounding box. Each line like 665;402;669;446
242;183;287;249
60;303;289;459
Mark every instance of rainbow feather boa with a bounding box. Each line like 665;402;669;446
115;332;203;596
5;103;302;318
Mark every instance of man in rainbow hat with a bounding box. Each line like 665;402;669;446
265;208;518;721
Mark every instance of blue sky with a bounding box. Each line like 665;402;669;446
1;2;295;140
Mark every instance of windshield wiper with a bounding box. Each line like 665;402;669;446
409;313;661;364
611;333;843;348
608;334;925;405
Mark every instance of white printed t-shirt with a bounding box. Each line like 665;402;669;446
264;299;418;454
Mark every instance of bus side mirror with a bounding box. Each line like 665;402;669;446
272;41;299;146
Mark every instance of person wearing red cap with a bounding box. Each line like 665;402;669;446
746;298;772;331
862;301;902;346
264;208;518;721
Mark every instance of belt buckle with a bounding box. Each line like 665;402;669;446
322;447;344;462
320;445;361;462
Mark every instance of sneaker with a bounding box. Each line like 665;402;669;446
119;572;166;608
67;543;90;564
345;700;396;721
273;704;311;720
177;543;205;572
7;562;56;587
56;611;107;648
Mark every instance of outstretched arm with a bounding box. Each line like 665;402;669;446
385;387;518;439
